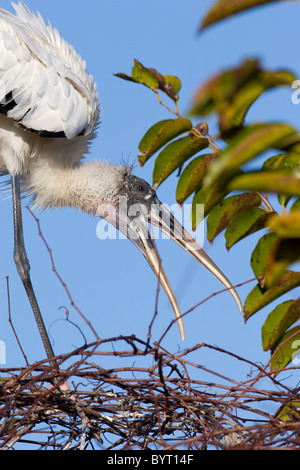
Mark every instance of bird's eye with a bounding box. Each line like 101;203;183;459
138;184;146;192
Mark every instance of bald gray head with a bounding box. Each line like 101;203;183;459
119;173;156;207
96;165;242;340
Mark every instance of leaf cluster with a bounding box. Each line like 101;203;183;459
116;0;300;422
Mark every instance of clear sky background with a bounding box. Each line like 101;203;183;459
0;0;299;390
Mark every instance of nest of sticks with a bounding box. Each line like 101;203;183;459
1;335;300;450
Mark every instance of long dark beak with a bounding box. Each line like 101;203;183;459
118;197;242;340
149;198;242;312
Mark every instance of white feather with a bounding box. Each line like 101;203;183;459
0;2;100;142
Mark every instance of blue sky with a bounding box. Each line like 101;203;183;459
0;0;299;387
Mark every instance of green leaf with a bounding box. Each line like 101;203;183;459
271;325;300;373
267;213;300;238
250;232;279;286
277;193;292;208
191;184;229;230
207;192;262;243
291;198;300;212
265;238;300;287
138;118;193;166
153;135;209;188
176;153;218;206
262;152;300;206
0;376;10;385
131;60;159;89
219;69;296;138
147;68;182;101
278;153;300;206
204;123;298;188
191;168;244;230
262;299;300;351
115;59;159;90
190;59;260;116
218;81;262;138
164;75;182;95
225;207;270;250
250;232;300;289
275;401;300;422
115;61;182;102
262;153;287;170
200;0;284;31
228;171;300;198
279;152;300;173
244;271;300;321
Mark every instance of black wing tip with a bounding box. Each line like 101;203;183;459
37;130;67;138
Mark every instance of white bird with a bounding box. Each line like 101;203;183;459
0;2;242;363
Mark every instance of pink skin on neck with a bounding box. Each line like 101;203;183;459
96;202;132;234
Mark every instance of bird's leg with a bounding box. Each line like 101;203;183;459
11;174;56;367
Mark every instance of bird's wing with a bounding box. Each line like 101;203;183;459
0;2;100;140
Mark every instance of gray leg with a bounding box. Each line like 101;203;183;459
11;174;56;367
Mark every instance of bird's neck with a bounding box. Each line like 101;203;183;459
25;159;126;214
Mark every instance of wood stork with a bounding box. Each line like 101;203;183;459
0;2;242;363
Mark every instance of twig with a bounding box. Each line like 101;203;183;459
256;192;275;212
26;207;99;341
6;276;29;366
157;277;256;345
0;336;299;450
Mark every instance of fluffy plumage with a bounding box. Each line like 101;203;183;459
0;2;99;140
0;2;125;212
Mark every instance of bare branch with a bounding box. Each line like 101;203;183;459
1;338;299;450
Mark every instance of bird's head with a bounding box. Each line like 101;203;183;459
96;166;242;340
